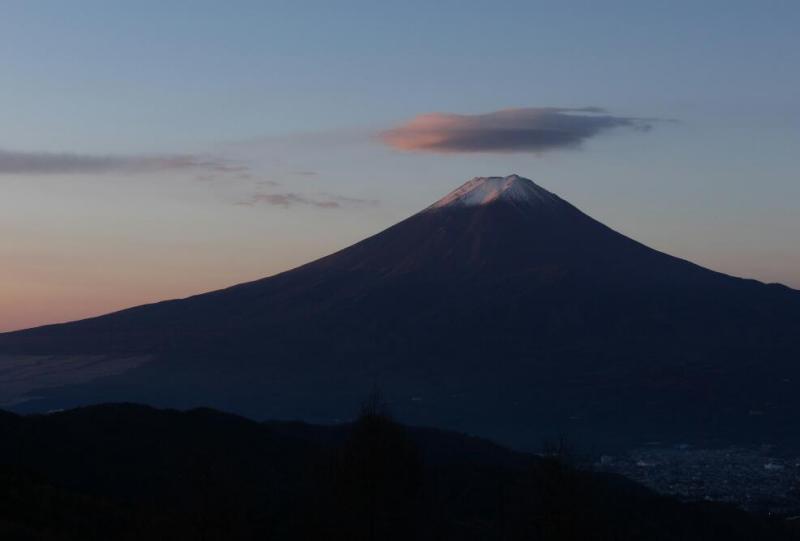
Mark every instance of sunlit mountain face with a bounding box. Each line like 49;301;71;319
2;175;800;451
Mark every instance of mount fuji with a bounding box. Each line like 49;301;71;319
2;175;799;450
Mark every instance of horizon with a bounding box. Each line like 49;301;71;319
2;2;799;332
3;170;798;332
4;170;798;333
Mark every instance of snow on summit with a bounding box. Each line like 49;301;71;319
428;174;559;210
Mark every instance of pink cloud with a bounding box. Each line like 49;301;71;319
380;107;654;154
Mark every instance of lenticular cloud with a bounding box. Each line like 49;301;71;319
380;107;653;154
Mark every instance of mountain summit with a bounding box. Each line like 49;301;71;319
427;174;561;210
2;175;799;450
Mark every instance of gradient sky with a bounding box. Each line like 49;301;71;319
1;1;799;331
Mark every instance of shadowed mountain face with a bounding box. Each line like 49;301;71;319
2;175;800;449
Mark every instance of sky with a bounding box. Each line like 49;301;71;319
1;0;799;332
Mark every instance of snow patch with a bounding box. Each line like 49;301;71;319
427;174;559;210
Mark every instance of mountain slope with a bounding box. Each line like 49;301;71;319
2;175;799;449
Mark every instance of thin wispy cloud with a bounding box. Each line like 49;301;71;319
238;192;379;209
380;107;656;154
0;148;246;176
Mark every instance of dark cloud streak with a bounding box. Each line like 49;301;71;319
238;192;378;210
0;148;245;176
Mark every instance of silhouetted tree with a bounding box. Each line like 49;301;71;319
503;436;596;541
309;390;424;541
